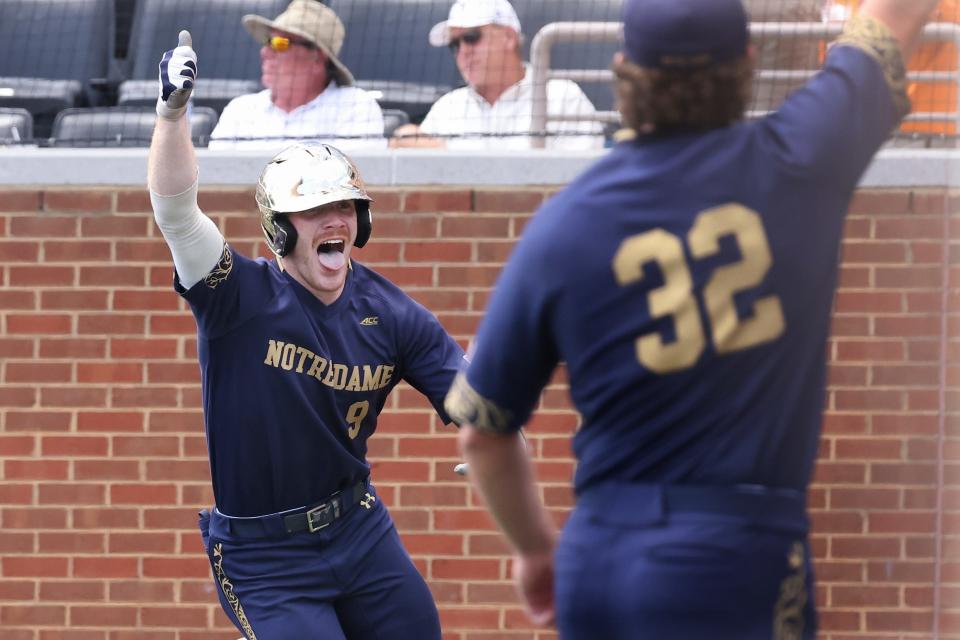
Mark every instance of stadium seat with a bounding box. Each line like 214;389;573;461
0;108;33;145
117;0;288;114
381;108;411;138
511;0;624;113
114;0;139;60
0;0;115;138
50;106;219;147
328;0;463;123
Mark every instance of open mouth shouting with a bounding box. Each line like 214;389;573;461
316;238;347;271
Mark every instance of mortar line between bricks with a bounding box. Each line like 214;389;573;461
932;189;950;640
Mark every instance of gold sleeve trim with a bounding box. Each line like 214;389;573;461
834;14;910;119
444;371;515;434
204;243;234;289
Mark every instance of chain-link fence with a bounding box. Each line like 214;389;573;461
0;0;957;148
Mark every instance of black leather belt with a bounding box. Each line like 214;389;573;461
283;480;368;534
220;479;372;538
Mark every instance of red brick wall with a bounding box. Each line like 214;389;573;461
0;186;955;639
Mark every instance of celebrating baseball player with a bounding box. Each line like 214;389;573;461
445;0;939;638
148;31;463;640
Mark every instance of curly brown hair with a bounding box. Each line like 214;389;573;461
613;55;754;134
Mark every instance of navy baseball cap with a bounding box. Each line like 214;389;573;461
623;0;749;69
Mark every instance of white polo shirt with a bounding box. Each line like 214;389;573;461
209;85;387;151
419;68;604;150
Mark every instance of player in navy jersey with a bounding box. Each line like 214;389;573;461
148;31;462;640
445;0;938;638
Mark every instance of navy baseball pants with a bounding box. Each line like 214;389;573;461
198;483;441;640
555;483;817;640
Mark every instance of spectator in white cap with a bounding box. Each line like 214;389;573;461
209;0;386;150
391;0;603;150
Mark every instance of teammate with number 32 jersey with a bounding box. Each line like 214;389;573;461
446;0;933;638
457;39;900;494
453;6;906;504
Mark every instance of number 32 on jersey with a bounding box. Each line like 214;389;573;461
613;204;785;374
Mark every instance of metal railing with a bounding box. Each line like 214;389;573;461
529;22;960;149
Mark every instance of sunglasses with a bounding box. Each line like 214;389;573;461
265;35;315;52
447;29;482;54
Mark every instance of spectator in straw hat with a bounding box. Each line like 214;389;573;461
209;0;386;150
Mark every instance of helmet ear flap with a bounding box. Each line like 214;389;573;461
271;216;299;257
354;201;372;248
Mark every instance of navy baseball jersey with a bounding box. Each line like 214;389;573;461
447;38;907;498
179;248;464;516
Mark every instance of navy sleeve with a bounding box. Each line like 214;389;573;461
397;297;466;424
760;15;909;188
444;218;560;434
177;246;277;339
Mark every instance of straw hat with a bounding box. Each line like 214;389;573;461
243;0;354;86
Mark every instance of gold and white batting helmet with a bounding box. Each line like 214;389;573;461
255;142;373;257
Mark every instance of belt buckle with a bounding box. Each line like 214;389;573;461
306;500;340;533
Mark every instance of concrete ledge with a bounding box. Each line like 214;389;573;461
0;147;957;188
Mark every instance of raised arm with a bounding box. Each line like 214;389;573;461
857;0;941;59
148;30;199;195
146;30;225;291
149;117;197;196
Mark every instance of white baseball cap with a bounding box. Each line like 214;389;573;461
429;0;522;47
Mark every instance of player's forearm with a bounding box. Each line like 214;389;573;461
148;115;198;197
857;0;940;59
459;426;556;555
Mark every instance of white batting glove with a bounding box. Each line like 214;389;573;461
157;30;197;121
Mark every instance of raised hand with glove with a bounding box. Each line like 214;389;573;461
157;30;197;121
